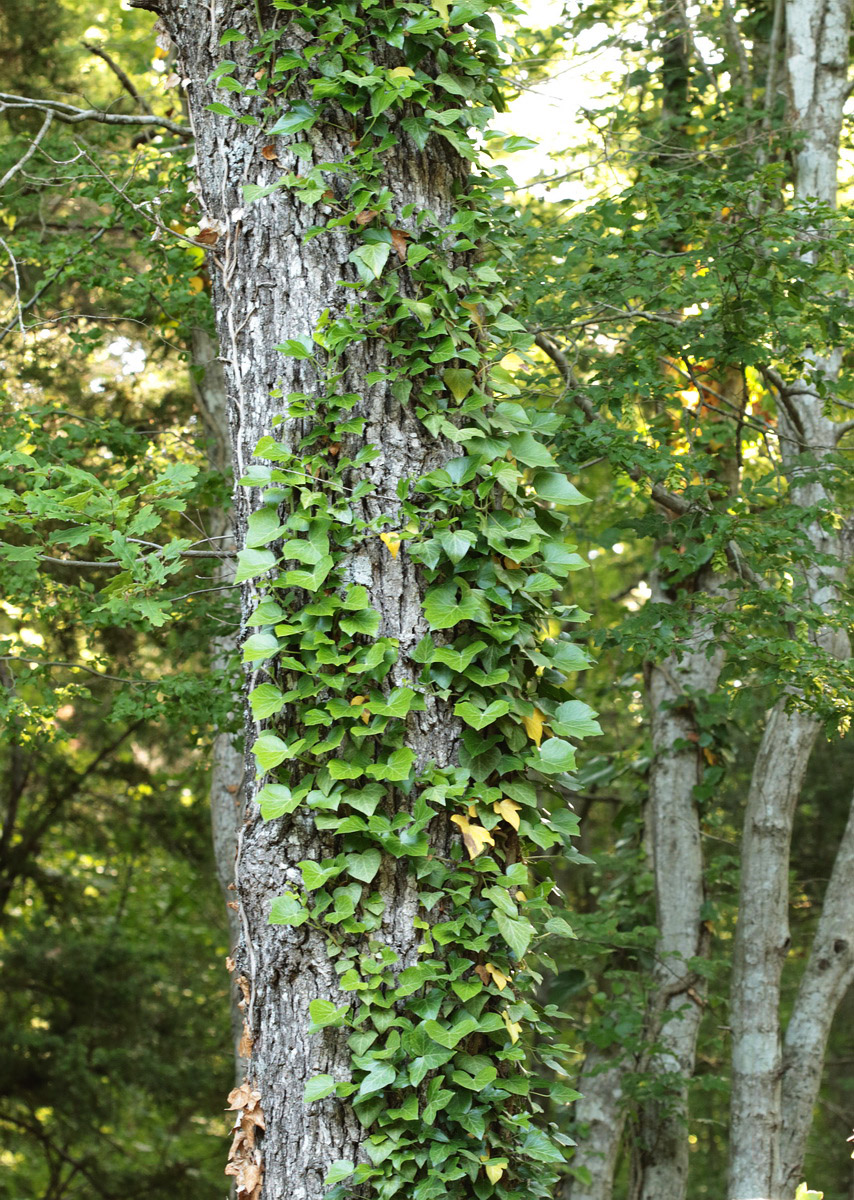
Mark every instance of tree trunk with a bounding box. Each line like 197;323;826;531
779;788;854;1194
132;3;469;1197
565;1048;627;1200
727;5;852;1196
632;581;723;1200
190;326;247;1079
727;703;819;1200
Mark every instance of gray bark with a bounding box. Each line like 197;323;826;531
727;5;852;1196
728;703;820;1200
779;789;854;1194
632;587;723;1200
190;326;246;1078
132;3;467;1198
565;1048;627;1200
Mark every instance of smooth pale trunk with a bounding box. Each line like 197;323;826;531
727;3;852;1197
132;2;466;1196
633;597;723;1200
564;1049;627;1200
778;789;854;1194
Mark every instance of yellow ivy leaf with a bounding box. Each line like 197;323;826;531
493;798;521;831
484;962;509;991
515;889;527;902
450;814;495;859
432;0;450;20
350;694;370;724
502;1009;523;1044
521;707;545;746
380;531;401;558
536;618;561;641
389;66;414;78
467;803;478;818
483;1160;507;1185
188;276;205;293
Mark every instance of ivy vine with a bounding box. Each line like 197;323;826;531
215;2;599;1197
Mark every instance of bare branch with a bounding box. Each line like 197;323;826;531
721;0;752;96
0;110;53;191
0;91;190;137
82;42;152;113
0;236;24;339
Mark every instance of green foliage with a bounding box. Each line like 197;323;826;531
209;0;599;1195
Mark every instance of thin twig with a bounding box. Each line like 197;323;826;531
82;42;152;113
0;110;54;191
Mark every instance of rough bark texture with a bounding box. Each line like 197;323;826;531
132;3;467;1196
632;580;723;1200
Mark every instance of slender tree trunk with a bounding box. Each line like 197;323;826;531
778;788;854;1194
132;3;467;1197
728;704;819;1200
190;327;247;1078
631;583;723;1200
565;1049;627;1200
727;5;852;1196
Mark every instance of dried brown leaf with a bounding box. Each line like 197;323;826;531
390;227;410;262
355;210;379;226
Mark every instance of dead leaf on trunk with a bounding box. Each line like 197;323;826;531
355;210;379;225
226;1079;265;1200
390;228;410;262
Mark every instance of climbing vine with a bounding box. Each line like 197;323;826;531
216;1;597;1196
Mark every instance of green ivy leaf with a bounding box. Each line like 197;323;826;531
252;732;289;770
269;893;308;926
552;700;602;738
532;470;589;506
324;1161;355;1186
243;631;281;664
258;783;300;819
346;848;381;883
438;527;477;563
537;737;577;774
340;608;380;637
508;432;555;468
250;683;285;718
303;1074;336;1102
494;909;534;959
350;242;391;281
234;547;277;583
442;368;475;401
453;699;510;729
358;1062;396;1096
268;101;317;136
308;999;349;1029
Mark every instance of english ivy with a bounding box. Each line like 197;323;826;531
219;2;596;1196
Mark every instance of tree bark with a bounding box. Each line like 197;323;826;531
631;582;723;1200
132;3;468;1197
779;788;854;1194
190;326;246;1079
565;1048;627;1200
728;703;820;1200
727;6;852;1196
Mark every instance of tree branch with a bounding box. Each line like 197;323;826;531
82;42;152;113
0;91;190;137
0;110;53;191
